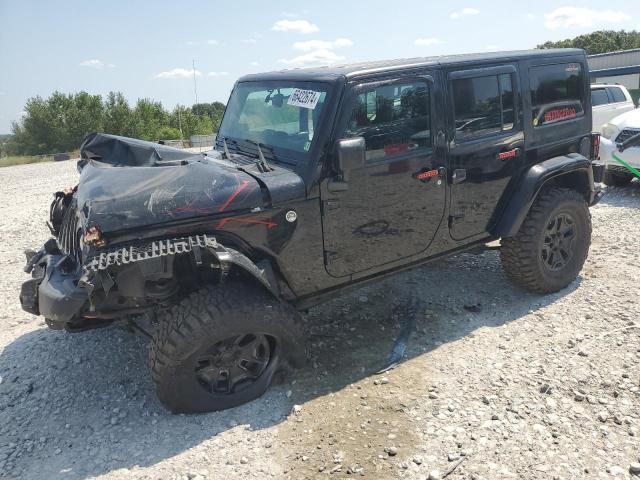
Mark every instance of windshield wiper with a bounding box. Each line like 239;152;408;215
239;139;274;173
221;136;232;159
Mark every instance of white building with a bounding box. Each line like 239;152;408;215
588;49;640;92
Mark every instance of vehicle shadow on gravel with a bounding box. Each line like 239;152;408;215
0;249;580;479
598;179;640;207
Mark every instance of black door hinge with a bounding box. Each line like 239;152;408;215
448;214;464;228
324;250;339;265
321;200;340;216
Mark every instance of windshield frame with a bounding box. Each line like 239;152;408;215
217;80;337;167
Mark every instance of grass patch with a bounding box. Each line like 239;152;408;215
0;151;80;168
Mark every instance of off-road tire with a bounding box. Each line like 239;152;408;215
603;169;634;187
149;281;306;413
501;188;591;294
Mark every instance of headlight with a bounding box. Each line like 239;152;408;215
601;123;619;140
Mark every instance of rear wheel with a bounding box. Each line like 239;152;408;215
149;281;306;413
501;188;591;294
603;169;634;187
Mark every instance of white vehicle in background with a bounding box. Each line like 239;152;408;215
591;84;635;130
599;108;640;186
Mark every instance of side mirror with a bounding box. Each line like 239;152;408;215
335;137;365;182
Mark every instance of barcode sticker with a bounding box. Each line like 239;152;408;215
287;89;321;109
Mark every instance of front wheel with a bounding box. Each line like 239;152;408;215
149;281;306;413
501;188;591;294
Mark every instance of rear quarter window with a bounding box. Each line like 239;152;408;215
607;87;627;103
530;63;585;127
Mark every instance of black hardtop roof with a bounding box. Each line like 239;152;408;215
238;49;585;83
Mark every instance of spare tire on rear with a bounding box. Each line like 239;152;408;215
149;281;306;413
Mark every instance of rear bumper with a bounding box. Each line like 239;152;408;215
20;245;89;325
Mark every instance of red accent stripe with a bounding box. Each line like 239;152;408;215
218;180;250;212
216;217;277;229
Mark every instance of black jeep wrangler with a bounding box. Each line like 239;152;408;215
21;49;603;413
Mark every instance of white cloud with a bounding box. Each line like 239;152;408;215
333;38;353;48
414;38;443;46
545;7;631;29
250;61;260;66
293;38;353;51
281;11;299;19
283;37;352;65
485;45;502;51
524;13;536;20
450;7;479;19
279;49;344;66
242;38;257;44
79;59;115;69
207;71;229;77
155;68;202;79
272;19;319;34
186;39;219;46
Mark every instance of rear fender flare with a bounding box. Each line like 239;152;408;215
491;153;595;238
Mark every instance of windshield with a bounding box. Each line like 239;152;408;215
218;82;330;163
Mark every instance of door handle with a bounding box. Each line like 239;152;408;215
452;169;466;184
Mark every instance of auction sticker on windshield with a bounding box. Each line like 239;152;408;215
288;89;321;109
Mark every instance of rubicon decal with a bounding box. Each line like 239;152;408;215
498;149;520;160
414;169;439;181
543;107;577;124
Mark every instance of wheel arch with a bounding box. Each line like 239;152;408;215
491;153;595;238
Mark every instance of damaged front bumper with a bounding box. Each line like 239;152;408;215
20;240;90;328
20;233;282;331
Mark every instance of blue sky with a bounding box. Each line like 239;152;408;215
0;0;637;133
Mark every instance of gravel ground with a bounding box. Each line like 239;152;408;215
0;160;639;480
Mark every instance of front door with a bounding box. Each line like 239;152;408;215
321;75;446;278
446;65;524;240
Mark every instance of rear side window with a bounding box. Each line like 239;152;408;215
530;63;584;126
345;81;431;162
591;89;609;106
607;87;627;103
452;74;515;139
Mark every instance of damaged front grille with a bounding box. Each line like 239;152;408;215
57;205;83;264
85;234;219;272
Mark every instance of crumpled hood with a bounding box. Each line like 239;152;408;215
75;133;265;233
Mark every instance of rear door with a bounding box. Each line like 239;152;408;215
446;65;524;240
591;87;612;129
320;73;447;277
606;86;635;118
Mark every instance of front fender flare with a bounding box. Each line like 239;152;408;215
214;245;281;299
491;153;596;238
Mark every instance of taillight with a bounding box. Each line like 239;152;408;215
591;132;600;161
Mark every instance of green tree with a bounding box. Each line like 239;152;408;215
157;126;182;139
131;99;168;140
103;92;134;137
10;91;225;154
538;30;640;55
